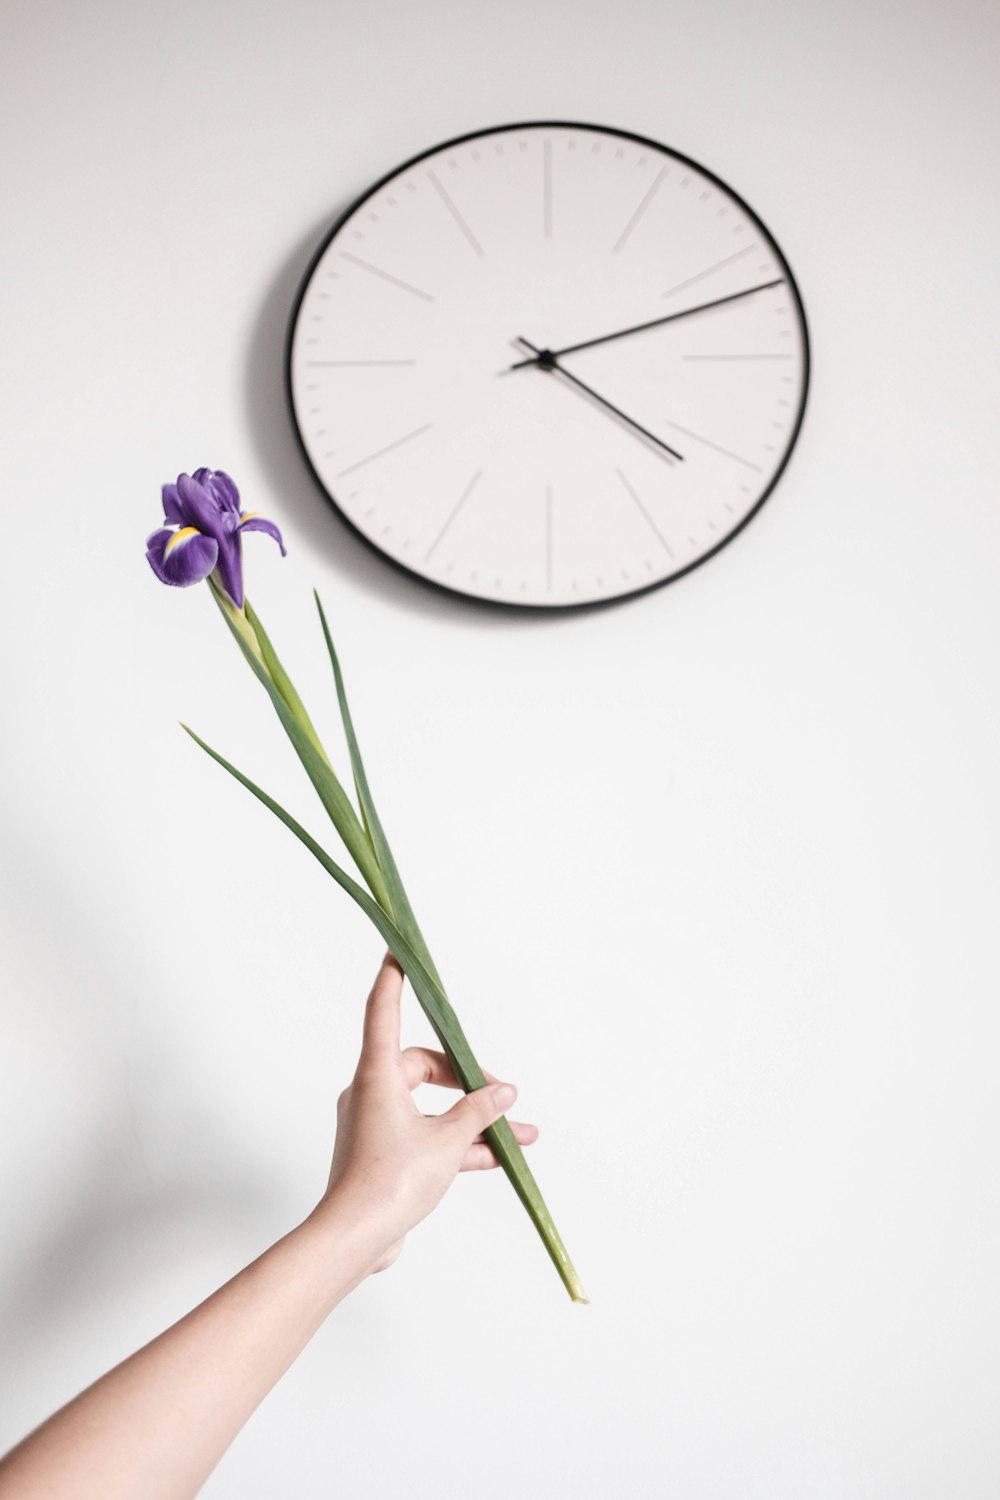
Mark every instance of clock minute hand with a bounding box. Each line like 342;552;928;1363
517;339;684;463
509;278;785;369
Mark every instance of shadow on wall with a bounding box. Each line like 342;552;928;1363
0;796;273;1415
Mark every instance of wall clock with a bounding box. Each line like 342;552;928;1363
287;121;809;610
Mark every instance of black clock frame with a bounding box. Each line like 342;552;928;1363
285;119;810;614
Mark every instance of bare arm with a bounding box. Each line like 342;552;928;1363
0;953;535;1499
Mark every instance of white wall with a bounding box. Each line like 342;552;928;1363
3;1;999;1495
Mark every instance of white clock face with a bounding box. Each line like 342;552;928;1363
289;122;809;609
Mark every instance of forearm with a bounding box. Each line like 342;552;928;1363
0;1195;382;1500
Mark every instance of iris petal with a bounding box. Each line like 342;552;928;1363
176;472;226;541
162;483;184;525
238;513;287;556
207;469;241;514
146;526;219;588
213;535;244;608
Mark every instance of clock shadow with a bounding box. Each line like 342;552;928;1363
246;211;573;632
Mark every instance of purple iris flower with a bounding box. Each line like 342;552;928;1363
146;468;286;608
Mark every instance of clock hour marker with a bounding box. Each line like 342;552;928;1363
612;165;668;254
661;243;757;299
306;359;418;367
336;423;433;478
659;419;763;472
424;469;483;561
615;468;674;557
543;140;553;239
339;251;435;303
427;170;485;257
681;353;793;361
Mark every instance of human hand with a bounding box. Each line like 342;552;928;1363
0;955;537;1500
313;951;539;1273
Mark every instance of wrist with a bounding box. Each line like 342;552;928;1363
302;1187;397;1284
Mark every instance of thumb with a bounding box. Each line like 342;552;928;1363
445;1081;517;1141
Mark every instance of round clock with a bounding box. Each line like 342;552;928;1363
287;120;809;609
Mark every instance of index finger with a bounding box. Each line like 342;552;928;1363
360;949;404;1059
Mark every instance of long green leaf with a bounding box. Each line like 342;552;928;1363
314;591;443;991
209;587;391;913
182;723;588;1304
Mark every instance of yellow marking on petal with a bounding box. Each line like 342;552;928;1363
164;526;202;556
238;511;260;525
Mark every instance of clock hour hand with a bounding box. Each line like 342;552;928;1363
509;278;784;369
516;339;684;463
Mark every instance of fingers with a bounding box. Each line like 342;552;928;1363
360;950;404;1061
401;1046;500;1093
443;1079;518;1141
460;1120;539;1172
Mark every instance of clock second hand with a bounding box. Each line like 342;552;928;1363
516;339;684;463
